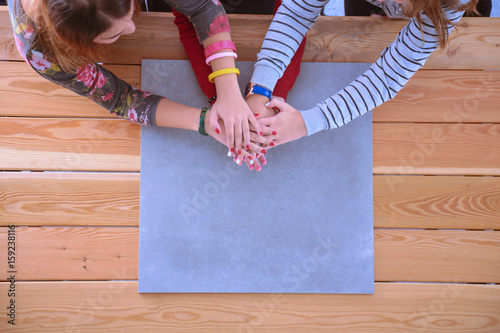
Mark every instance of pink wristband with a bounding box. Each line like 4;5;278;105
204;40;236;59
205;51;238;66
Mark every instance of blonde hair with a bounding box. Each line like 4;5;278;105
403;0;479;48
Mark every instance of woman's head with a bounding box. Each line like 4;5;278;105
34;0;140;71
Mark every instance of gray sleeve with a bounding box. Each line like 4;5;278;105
250;0;327;91
164;0;231;43
299;6;465;136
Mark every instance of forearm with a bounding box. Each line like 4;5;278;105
300;9;465;136
251;0;325;91
202;32;241;99
154;98;200;131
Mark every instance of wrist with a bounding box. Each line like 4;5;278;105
244;82;272;100
213;73;241;95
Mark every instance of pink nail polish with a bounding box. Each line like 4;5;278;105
254;114;260;118
246;145;250;150
269;142;275;147
215;128;220;134
237;150;242;155
259;131;263;136
256;165;261;171
272;131;277;135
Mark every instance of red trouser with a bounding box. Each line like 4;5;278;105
172;0;306;103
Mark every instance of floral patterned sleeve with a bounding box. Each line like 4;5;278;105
8;0;163;126
164;0;231;43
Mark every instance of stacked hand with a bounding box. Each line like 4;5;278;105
207;94;308;171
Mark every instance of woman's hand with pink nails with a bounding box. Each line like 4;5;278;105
246;94;276;120
257;98;308;148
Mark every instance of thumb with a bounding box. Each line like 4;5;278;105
208;107;221;134
266;98;288;114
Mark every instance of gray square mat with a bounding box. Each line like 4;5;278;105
139;60;374;293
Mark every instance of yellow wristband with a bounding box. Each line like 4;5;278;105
208;68;240;83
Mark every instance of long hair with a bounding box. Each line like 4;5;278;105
32;0;140;72
403;0;479;48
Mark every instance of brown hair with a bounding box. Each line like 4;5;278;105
33;0;141;72
403;0;479;48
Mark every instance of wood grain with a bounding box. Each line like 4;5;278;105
2;8;500;69
374;175;500;230
0;172;139;226
0;281;498;332
3;59;500;123
0;118;140;171
374;229;500;283
1;172;498;230
373;123;500;175
3;119;498;174
0;62;141;118
1;227;498;283
374;70;500;123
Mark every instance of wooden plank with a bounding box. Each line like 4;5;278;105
0;118;140;171
1;227;498;283
0;281;498;332
0;172;139;226
2;8;500;69
373;123;500;175
374;229;500;283
374;70;500;123
1;172;498;229
2;119;499;174
3;60;500;123
374;175;500;230
0;62;141;118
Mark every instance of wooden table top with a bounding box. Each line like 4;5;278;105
1;9;499;332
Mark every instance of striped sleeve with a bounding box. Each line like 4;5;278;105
252;0;467;136
251;0;327;91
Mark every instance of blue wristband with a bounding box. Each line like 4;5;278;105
245;82;272;100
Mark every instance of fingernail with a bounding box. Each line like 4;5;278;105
250;159;254;165
272;131;277;135
261;149;267;154
242;157;246;161
227;150;232;157
230;148;235;152
215;128;220;134
273;107;280;113
246;145;250;150
257;153;261;158
254;113;260;118
249;165;254;170
256;165;262;171
236;158;241;164
237;150;242;155
265;102;270;107
259;131;263;136
270;142;275;147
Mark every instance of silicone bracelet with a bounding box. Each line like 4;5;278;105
205;51;238;66
208;68;240;83
204;40;236;58
198;107;209;136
